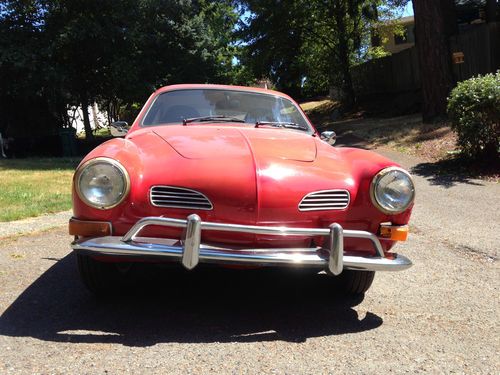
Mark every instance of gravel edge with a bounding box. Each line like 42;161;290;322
0;210;72;239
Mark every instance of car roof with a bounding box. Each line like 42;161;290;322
154;84;294;101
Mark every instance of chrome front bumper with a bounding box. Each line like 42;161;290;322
71;215;412;274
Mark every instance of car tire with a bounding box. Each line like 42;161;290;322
76;254;132;295
333;270;375;295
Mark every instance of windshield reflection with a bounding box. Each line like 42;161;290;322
142;89;312;133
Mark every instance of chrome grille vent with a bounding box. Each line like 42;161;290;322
150;186;213;210
298;190;350;211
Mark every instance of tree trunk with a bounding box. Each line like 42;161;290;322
441;0;458;37
91;103;100;130
370;4;381;47
485;0;498;23
334;4;356;108
339;57;355;109
81;99;94;140
413;0;456;122
106;101;113;126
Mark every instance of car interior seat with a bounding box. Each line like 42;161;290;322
160;105;200;123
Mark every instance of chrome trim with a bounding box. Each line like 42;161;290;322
370;167;415;215
72;236;412;272
120;216;385;258
70;215;413;274
182;214;202;270
139;92;161;126
150;186;213;210
328;223;343;275
320;130;337;145
298;189;350;211
74;157;131;210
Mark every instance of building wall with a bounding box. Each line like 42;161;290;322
68;104;108;135
376;16;415;55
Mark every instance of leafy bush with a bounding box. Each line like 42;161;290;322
447;71;500;160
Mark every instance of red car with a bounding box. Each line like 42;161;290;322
70;84;415;295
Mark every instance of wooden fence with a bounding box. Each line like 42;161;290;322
450;22;500;81
351;22;500;96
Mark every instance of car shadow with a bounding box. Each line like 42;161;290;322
411;158;492;188
334;134;371;149
0;253;383;347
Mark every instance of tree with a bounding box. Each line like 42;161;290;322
238;0;389;106
1;0;241;140
0;0;65;137
485;0;499;22
237;1;306;98
44;0;228;139
412;0;456;121
302;0;380;106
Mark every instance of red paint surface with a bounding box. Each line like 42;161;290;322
72;84;413;256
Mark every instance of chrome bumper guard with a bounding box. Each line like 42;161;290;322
71;215;412;274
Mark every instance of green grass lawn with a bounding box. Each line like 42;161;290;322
0;158;80;222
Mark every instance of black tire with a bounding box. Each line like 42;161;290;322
334;270;375;296
76;253;133;295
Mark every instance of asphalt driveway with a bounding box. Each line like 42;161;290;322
0;146;498;374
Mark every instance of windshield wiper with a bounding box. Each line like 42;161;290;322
183;115;246;125
255;121;309;131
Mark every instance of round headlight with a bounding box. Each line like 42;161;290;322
75;158;130;209
370;167;415;214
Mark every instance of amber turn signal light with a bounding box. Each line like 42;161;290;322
379;224;409;241
69;218;112;237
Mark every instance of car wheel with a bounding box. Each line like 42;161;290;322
76;254;133;295
332;270;375;296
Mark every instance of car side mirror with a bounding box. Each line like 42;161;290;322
320;130;336;145
110;121;130;137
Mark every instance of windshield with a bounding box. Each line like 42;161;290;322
142;89;313;133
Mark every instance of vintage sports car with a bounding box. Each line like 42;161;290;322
70;84;415;295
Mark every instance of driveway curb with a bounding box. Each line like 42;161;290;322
0;210;72;239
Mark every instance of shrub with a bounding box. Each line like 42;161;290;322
447;71;500;160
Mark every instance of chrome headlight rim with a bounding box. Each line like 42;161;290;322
370;166;415;215
74;157;131;210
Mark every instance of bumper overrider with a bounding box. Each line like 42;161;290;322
71;214;412;275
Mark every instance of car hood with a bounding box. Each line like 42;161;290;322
153;125;317;162
75;129;407;251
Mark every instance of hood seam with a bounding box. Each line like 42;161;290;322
236;128;261;225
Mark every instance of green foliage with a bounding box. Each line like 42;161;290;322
238;0;406;102
365;46;391;59
237;0;307;98
447;72;500;160
0;0;241;139
367;18;406;60
0;0;63;137
0;0;413;142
